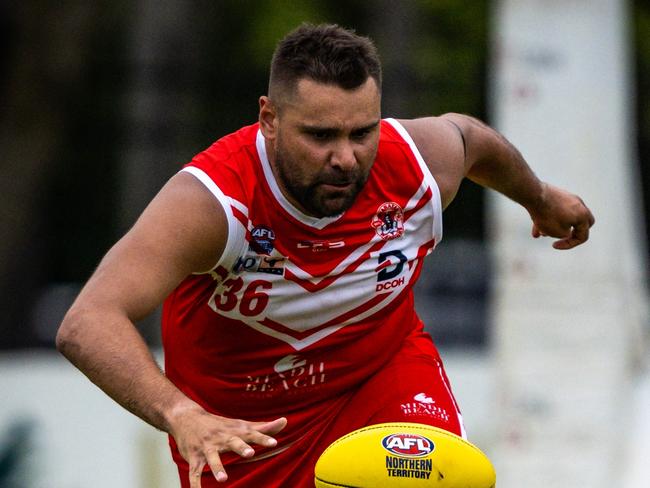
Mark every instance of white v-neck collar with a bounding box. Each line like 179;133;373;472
256;129;343;230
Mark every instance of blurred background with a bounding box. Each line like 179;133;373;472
1;1;648;487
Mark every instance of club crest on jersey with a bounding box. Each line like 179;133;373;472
382;433;434;458
371;202;405;240
250;225;275;255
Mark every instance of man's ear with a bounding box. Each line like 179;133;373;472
259;96;278;140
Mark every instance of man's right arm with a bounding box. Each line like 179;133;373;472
400;115;594;250
56;172;286;486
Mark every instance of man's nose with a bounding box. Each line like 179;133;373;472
330;141;357;171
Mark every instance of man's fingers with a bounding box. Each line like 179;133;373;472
587;210;596;227
189;460;206;488
572;221;590;243
178;416;288;486
237;430;278;450
205;449;228;483
254;417;288;435
533;216;593;249
552;224;589;250
226;436;256;458
247;417;287;446
242;429;279;448
552;236;574;250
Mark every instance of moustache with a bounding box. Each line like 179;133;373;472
317;172;360;186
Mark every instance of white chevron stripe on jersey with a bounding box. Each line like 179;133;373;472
238;294;392;350
208;224;435;351
282;180;432;286
284;234;384;284
231;254;427;351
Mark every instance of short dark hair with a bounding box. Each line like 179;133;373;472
269;23;382;102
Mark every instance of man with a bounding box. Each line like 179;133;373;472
56;23;594;487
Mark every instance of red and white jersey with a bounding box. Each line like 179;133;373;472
162;119;443;420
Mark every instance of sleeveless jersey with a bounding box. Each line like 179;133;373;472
162;119;443;421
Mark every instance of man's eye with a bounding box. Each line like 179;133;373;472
351;130;370;140
311;131;330;140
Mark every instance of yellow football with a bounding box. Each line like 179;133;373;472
314;423;495;487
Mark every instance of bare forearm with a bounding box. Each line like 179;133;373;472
56;306;197;433
445;113;545;210
442;113;594;248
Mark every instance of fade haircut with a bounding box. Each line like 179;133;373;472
269;23;382;104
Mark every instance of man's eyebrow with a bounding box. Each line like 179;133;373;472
300;124;337;133
353;120;381;132
300;120;381;133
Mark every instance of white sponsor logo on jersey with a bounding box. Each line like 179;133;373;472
296;239;345;252
233;248;287;276
274;354;307;373
414;392;435;404
245;356;327;395
401;393;451;423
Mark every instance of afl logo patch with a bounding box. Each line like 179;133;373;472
250;225;275;255
382;433;434;458
371;202;405;240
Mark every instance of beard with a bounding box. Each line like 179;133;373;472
274;140;371;218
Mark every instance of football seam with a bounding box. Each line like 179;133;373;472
314;476;362;488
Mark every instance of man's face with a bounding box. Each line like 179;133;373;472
260;77;381;218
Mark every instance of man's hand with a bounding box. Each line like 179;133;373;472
528;183;595;250
168;403;288;486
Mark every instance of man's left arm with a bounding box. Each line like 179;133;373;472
399;114;595;250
